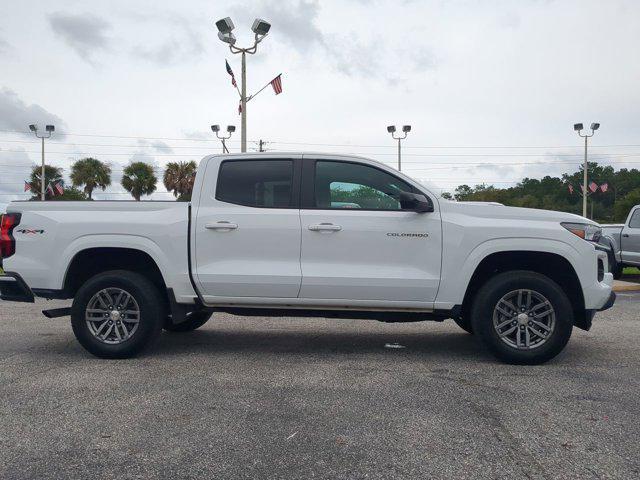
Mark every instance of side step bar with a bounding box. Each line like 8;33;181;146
42;307;71;318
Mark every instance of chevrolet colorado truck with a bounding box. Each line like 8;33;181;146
0;153;615;364
599;205;640;279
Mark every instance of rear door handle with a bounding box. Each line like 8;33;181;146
622;234;630;238
308;223;342;232
205;221;238;230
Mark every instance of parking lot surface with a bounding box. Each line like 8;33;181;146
1;294;639;479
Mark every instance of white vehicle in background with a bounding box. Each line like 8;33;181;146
599;205;640;278
0;153;615;364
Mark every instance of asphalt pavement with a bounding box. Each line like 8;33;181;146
1;293;640;479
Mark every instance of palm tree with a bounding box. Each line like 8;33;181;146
29;165;63;200
121;162;157;201
70;157;111;200
163;161;197;201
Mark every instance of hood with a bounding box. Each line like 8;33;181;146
439;200;598;226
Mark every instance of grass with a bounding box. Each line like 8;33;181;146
623;267;640;275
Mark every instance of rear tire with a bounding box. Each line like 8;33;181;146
71;270;164;359
470;271;573;365
163;311;213;332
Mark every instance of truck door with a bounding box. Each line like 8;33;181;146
298;157;442;305
621;207;640;266
193;156;302;299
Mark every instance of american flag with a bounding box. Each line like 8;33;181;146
24;181;31;192
601;182;609;193
270;74;283;95
568;184;574;194
47;182;55;196
225;60;237;88
589;181;598;193
238;101;242;115
55;181;64;195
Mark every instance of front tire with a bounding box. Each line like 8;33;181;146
71;270;164;359
470;271;573;365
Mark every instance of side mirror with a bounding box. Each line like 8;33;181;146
400;191;433;213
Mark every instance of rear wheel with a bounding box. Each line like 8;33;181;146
71;270;164;358
470;271;573;365
164;311;213;332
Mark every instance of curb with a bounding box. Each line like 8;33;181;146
613;282;640;292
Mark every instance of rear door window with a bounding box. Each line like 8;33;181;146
216;160;294;208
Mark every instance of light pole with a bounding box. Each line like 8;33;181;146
215;17;271;153
574;122;600;218
387;125;411;171
211;125;236;153
29;124;55;201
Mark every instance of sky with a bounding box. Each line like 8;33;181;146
1;0;639;209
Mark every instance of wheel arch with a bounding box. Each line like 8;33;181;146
460;250;588;330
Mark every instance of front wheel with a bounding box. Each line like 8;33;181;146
71;270;164;359
470;271;573;365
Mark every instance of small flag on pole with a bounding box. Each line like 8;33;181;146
601;182;609;193
24;181;31;192
589;181;598;193
568;184;574;194
47;182;55;196
55;181;64;195
225;60;237;88
270;74;283;95
238;101;242;115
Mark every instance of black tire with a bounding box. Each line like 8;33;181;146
607;249;623;279
470;270;573;365
163;311;213;333
71;270;164;359
453;314;473;334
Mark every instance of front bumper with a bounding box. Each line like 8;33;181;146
0;272;35;303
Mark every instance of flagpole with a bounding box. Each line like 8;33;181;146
247;73;282;103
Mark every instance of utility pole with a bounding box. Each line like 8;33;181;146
573;122;600;218
258;139;266;152
28;124;55;201
215;17;271;153
386;125;412;171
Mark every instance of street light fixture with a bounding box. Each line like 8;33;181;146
215;16;271;153
211;124;236;153
28;123;55;201
574;122;600;218
387;124;411;171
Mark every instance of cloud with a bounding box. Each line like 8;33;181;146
0;37;10;55
48;12;111;63
0;88;66;135
131;16;204;66
151;141;174;154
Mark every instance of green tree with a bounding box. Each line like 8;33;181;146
615;188;640;222
163;161;197;201
70;157;111;199
121;162;157;201
50;186;88;201
29;165;63;200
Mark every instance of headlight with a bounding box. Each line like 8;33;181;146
561;222;602;242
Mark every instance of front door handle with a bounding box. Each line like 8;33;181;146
309;223;342;232
623;233;630;238
205;221;238;230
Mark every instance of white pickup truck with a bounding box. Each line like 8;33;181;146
0;153;615;364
